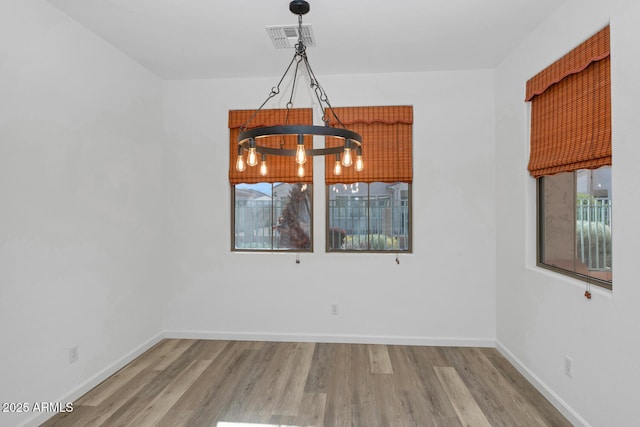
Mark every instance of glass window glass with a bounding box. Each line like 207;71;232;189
539;167;612;286
327;182;411;252
233;183;312;251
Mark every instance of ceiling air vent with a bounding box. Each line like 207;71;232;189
266;24;315;49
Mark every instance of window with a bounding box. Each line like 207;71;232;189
232;183;312;251
526;26;611;288
324;106;413;252
229;106;412;253
229;109;313;252
538;167;612;287
328;182;411;251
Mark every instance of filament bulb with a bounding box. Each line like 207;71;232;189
247;147;258;167
295;143;307;164
342;147;352;167
355;147;364;172
235;155;246;172
333;159;342;176
297;164;305;178
259;155;267;176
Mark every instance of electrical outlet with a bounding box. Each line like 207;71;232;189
69;345;79;364
564;356;572;377
330;303;339;315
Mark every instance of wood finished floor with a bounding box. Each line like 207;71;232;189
42;339;570;427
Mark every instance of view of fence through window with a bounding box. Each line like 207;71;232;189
328;182;410;251
577;198;611;271
575;167;612;280
234;183;312;251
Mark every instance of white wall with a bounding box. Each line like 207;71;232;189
0;1;166;426
495;0;640;425
163;70;497;345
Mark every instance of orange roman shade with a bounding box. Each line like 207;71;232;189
228;109;313;184
526;26;611;178
325;106;413;184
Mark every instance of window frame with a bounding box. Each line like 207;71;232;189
325;182;412;253
536;172;612;290
231;182;314;253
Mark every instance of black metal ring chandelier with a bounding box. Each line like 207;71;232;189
235;0;363;178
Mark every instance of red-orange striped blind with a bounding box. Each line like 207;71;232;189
525;26;611;178
228;109;313;184
324;106;413;184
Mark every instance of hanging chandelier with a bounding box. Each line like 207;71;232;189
235;0;363;178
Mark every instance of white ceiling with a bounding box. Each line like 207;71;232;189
47;0;566;80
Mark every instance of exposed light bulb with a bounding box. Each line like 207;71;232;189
355;147;364;172
259;155;267;176
295;143;307;164
247;147;258;167
235;155;246;172
246;139;258;167
333;159;342;176
342;147;352;167
297;164;305;178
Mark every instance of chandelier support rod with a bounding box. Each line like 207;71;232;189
240;54;299;132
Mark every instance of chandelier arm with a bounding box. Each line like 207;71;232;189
240;53;299;131
280;54;303;148
300;55;328;123
301;55;347;129
286;54;303;116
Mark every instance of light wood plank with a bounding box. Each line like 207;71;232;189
100;341;223;426
39;405;93;427
124;359;212;426
304;342;330;393
270;342;316;417
51;368;161;427
461;348;553;427
269;392;326;427
350;344;382;427
297;392;327;427
75;339;180;406
480;347;570;426
323;343;353;427
154;409;194;427
368;344;394;374
389;345;460;426
175;342;261;425
217;342;282;423
147;338;197;370
434;366;492;427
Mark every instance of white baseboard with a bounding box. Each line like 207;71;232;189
164;329;496;348
495;340;588;427
24;332;165;427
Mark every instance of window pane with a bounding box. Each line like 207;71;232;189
539;167;612;286
576;167;612;282
234;183;312;251
540;171;577;271
328;182;410;251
